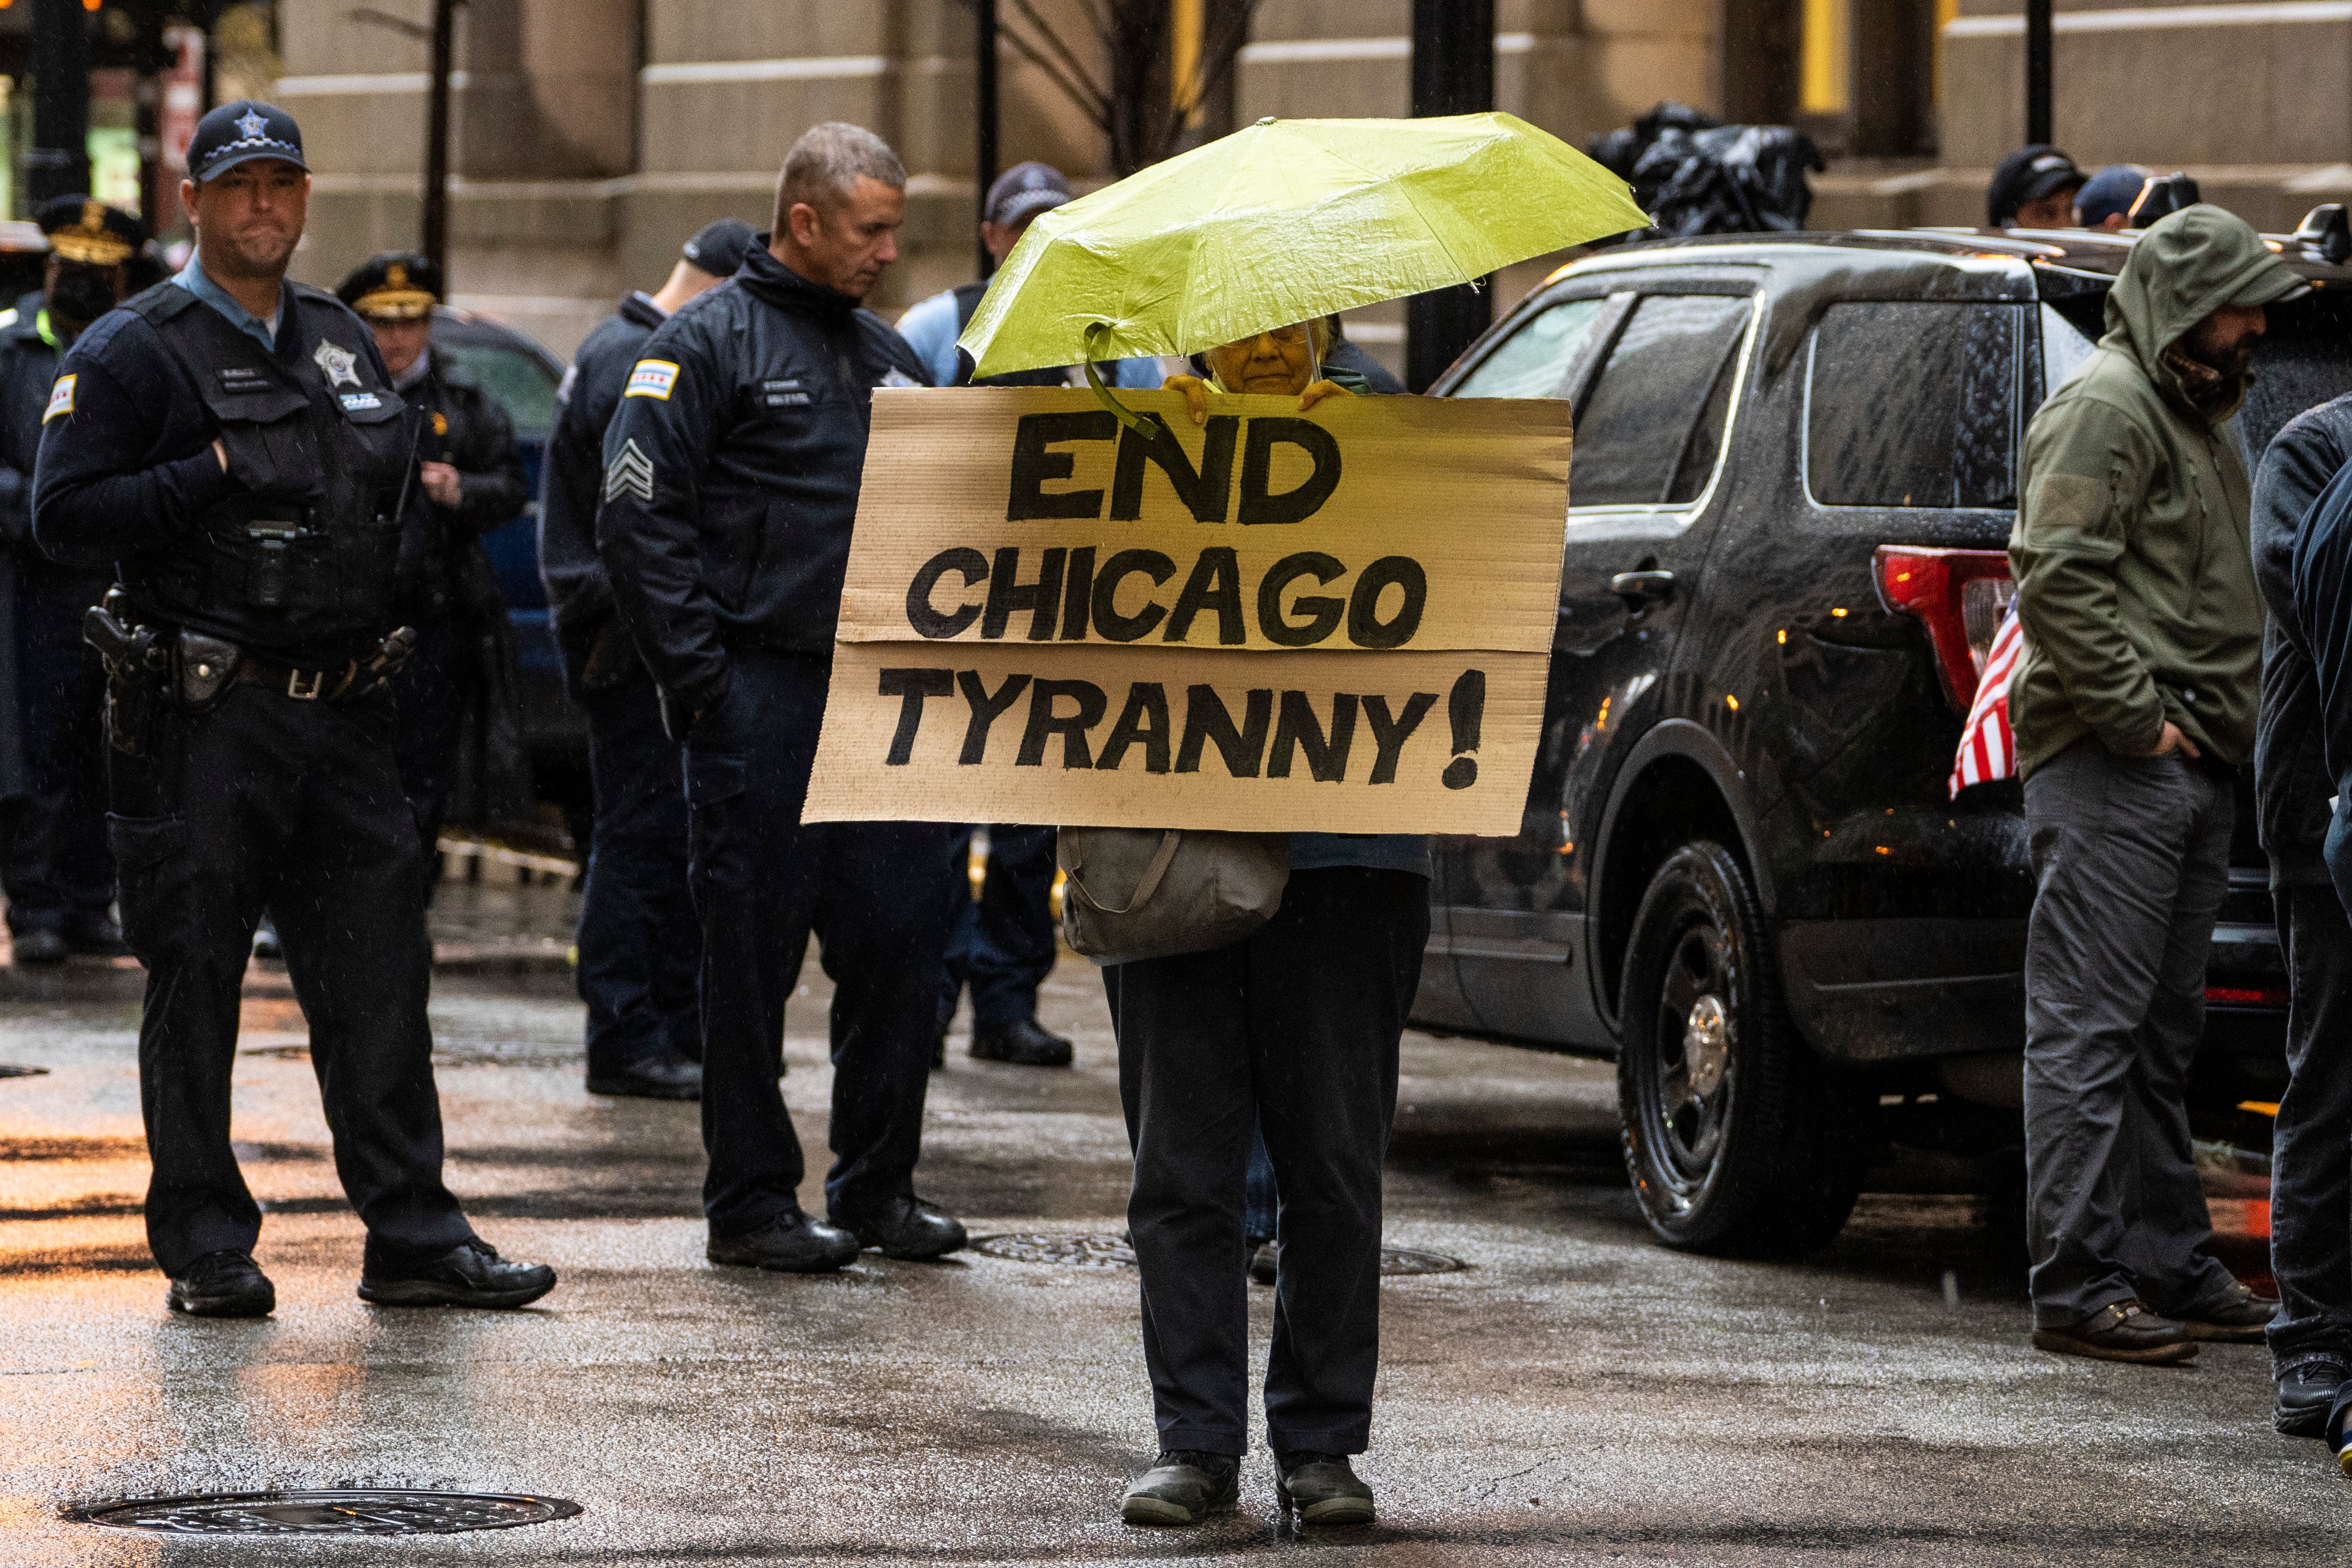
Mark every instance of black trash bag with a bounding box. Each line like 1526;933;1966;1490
1588;101;1824;238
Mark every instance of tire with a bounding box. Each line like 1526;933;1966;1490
1616;840;1864;1258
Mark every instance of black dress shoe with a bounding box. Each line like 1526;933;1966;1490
707;1210;860;1274
971;1017;1073;1067
831;1194;967;1260
2279;1357;2351;1439
1121;1451;1239;1526
10;929;67;967
358;1239;556;1308
1275;1452;1376;1526
586;1051;702;1101
167;1250;275;1317
64;917;129;958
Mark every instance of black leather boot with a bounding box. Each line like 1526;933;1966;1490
167;1250;275;1317
358;1239;556;1308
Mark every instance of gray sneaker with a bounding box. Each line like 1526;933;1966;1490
1276;1452;1375;1526
1120;1451;1238;1526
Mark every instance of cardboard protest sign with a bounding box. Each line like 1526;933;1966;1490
804;387;1569;834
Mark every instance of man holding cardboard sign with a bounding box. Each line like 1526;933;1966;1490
805;345;1569;1525
596;123;965;1275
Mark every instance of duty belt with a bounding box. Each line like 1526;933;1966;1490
233;627;419;702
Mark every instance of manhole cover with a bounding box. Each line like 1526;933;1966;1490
0;1064;48;1078
68;1489;581;1536
973;1233;1137;1269
1381;1247;1467;1276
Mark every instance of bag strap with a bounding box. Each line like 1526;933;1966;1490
1084;829;1183;916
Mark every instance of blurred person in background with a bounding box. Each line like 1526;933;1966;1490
1989;145;2085;230
337;253;529;888
538;217;757;1102
2075;165;2153;232
0;197;142;965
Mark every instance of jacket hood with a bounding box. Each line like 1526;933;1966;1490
735;241;861;317
2102;203;2302;419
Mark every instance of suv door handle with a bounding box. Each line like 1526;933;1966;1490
1609;569;1675;606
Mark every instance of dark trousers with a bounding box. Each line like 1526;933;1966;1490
939;823;1058;1031
579;674;700;1074
389;616;464;881
2271;880;2352;1372
4;583;113;934
2022;741;2241;1326
112;684;473;1277
1104;867;1427;1457
686;650;955;1230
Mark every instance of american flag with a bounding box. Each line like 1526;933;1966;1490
1949;604;2025;799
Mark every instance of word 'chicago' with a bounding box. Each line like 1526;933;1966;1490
874;668;1453;784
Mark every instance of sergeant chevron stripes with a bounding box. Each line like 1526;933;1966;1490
604;439;655;504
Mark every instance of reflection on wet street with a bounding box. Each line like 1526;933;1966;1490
0;882;2344;1564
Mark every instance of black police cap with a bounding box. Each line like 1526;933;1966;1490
681;217;757;279
1987;144;2083;227
337;252;442;321
188;99;308;183
36;194;142;268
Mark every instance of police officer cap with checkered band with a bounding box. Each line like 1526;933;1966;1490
186;99;309;183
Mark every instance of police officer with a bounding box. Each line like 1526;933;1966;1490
335;252;529;875
0;197;141;965
539;217;756;1102
31;100;554;1317
598;122;963;1272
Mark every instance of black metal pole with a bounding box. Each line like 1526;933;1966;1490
423;0;458;278
976;0;999;278
28;0;91;208
2025;0;2053;146
1405;0;1494;391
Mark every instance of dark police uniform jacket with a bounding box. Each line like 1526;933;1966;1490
597;247;929;718
403;352;525;624
0;291;107;605
31;279;421;668
540;289;663;697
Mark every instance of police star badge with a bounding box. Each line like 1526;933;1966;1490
236;109;268;141
313;339;362;389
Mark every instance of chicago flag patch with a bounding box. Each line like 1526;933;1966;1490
42;374;74;423
625;359;679;400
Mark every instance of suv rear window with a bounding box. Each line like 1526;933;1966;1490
1571;294;1751;508
1807;302;2020;508
1453;296;1609;399
436;340;562;439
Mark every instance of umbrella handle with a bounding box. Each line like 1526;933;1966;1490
1083;323;1162;440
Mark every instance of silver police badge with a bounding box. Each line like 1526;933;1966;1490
313;339;362;389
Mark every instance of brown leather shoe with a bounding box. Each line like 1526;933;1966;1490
2031;1299;2197;1365
2176;1281;2279;1343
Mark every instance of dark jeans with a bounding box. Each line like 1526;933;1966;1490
579;674;700;1074
939;823;1058;1031
112;684;473;1277
686;650;955;1229
4;583;113;935
2022;740;2240;1327
2271;881;2352;1373
1104;867;1428;1457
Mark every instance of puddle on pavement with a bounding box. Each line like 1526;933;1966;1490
972;1233;1467;1276
67;1489;583;1536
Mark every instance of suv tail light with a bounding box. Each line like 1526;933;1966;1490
1873;546;2016;713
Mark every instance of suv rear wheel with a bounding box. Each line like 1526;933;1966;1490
1617;840;1864;1257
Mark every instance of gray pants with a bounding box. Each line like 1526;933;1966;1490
2022;739;2242;1327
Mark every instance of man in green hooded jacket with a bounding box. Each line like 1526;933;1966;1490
2010;204;2302;1365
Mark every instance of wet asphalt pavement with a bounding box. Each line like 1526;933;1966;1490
2;881;2348;1565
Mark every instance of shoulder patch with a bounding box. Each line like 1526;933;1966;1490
625;359;679;400
43;373;75;423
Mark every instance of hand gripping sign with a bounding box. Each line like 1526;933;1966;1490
802;387;1570;834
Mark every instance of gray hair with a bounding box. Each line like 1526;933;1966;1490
776;122;906;226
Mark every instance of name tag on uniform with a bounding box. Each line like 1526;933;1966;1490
42;374;74;423
217;366;272;394
763;378;810;407
338;391;383;412
625;359;680;400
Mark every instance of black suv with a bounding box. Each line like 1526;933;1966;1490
1417;226;2352;1256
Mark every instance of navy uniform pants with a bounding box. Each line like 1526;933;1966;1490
1105;867;1427;1458
578;672;700;1075
938;823;1058;1033
111;682;474;1277
4;581;114;937
2270;880;2352;1376
685;650;955;1230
